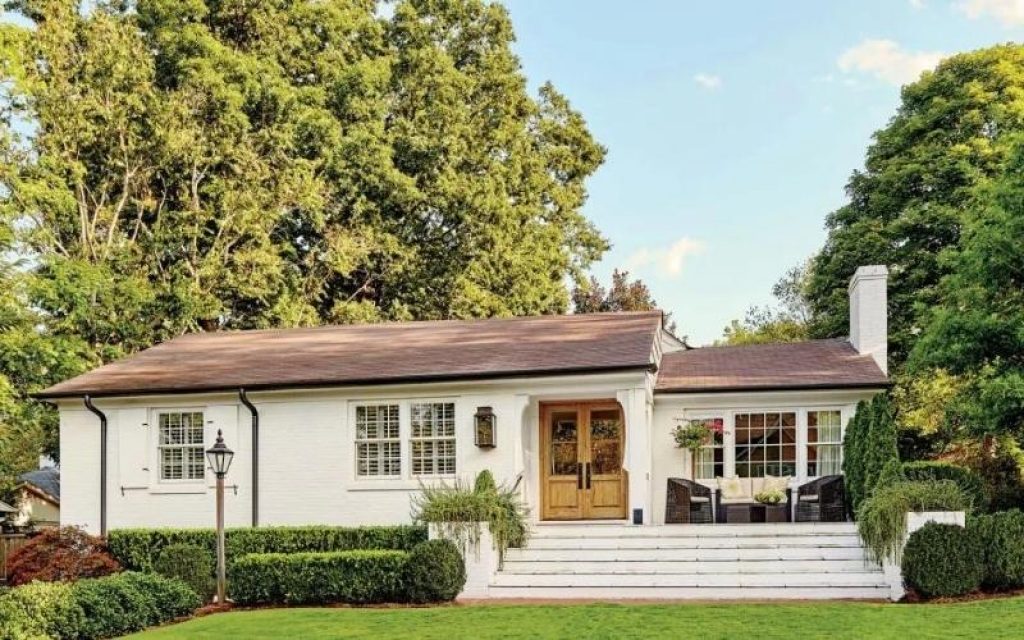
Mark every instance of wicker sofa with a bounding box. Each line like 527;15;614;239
713;476;793;523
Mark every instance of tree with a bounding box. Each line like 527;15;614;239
572;269;677;333
718;260;810;345
804;45;1024;366
0;0;608;476
909;137;1024;446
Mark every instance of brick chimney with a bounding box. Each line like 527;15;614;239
849;265;888;375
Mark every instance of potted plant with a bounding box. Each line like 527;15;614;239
672;418;723;455
755;490;785;505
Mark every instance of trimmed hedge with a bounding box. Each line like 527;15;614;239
108;525;427;571
902;461;986;513
153;543;215;603
970;510;1024;590
902;523;984;599
405;539;466;603
229;549;409;605
0;572;200;640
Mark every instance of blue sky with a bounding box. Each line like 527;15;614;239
502;0;1024;344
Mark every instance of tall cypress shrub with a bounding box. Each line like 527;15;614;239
844;395;900;514
843;400;869;512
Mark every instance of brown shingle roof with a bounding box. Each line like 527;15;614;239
655;339;888;393
38;312;663;398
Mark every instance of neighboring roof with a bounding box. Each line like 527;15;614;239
0;500;15;514
17;468;60;503
655;338;889;393
38;312;664;399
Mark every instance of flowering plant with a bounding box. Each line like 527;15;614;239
672;418;723;454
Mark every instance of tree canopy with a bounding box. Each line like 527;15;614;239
804;44;1024;367
0;0;607;480
718;261;811;345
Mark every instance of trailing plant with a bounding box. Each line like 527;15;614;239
107;525;426;572
969;510;1024;590
228;550;408;606
152;543;215;603
902;461;985;513
411;470;529;566
902;523;983;599
856;480;970;563
6;526;121;586
404;539;467;604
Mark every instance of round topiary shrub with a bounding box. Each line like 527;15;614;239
404;539;466;603
902;522;983;599
153;543;215;602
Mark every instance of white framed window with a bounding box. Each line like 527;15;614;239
355;404;401;477
734;411;797;478
691;417;725;480
158;411;205;482
410;402;456;476
808;409;844;477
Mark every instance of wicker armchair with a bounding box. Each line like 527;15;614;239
666;478;714;524
795;475;846;522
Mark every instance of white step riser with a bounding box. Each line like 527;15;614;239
507;546;871;562
532;524;858;538
501;559;877;575
525;536;864;550
486;586;890;600
491;572;887;588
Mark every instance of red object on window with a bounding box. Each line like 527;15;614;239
711;418;724;433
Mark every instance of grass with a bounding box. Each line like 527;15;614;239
128;598;1024;639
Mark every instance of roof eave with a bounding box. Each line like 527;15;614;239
35;362;658;401
654;380;892;394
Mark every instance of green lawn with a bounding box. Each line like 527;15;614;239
128;598;1024;640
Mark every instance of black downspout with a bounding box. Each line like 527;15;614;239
238;388;259;527
83;395;107;537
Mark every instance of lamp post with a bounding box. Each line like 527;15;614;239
205;429;234;605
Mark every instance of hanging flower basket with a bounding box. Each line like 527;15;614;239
672;418;724;455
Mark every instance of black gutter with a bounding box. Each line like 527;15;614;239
238;388;259;527
654;381;892;394
35;363;657;400
83;395;107;537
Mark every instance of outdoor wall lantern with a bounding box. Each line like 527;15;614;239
474;406;496;448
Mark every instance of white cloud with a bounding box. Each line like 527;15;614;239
958;0;1024;26
693;73;722;90
624;237;705;277
837;39;945;86
909;0;926;9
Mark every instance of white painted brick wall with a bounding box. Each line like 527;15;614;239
849;264;888;375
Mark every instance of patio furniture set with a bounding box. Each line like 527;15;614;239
665;475;846;524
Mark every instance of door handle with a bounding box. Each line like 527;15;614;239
585;462;592;490
577;463;583;490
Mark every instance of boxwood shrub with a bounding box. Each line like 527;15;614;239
229;550;409;605
902;522;984;599
969;510;1024;590
153;543;215;602
108;524;427;571
0;572;200;640
902;461;986;513
405;539;467;603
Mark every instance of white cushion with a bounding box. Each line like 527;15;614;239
690;496;710;504
799;494;819;503
719;496;753;505
764;475;790;493
718;477;747;500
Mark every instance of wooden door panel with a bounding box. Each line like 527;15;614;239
541;402;628;521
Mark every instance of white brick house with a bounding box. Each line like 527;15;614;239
39;266;893;599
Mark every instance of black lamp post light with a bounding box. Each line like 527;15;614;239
205;429;234;604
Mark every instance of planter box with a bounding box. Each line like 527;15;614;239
428;522;496;600
882;510;967;602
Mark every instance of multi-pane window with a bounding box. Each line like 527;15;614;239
808;410;844;477
734;412;797;478
158;411;205;481
692;417;725;480
356;404;401;477
410;402;456;476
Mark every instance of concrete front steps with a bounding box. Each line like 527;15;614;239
489;522;888;600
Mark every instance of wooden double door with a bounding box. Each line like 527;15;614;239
540;401;628;520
